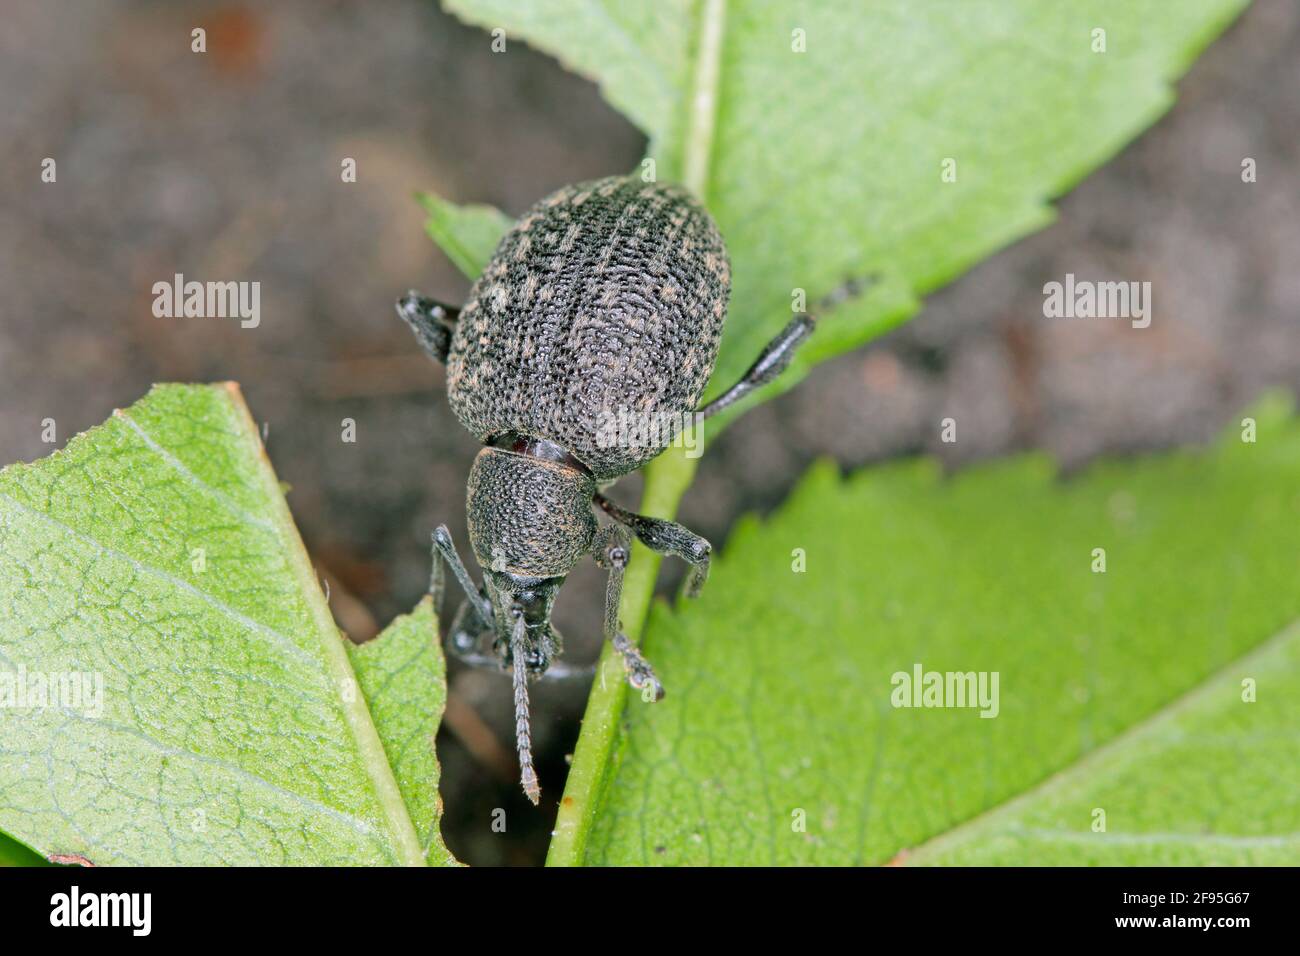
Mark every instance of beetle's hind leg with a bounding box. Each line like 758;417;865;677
593;525;665;701
696;313;816;420
595;494;712;598
397;291;460;364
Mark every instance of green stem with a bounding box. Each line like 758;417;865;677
547;0;725;867
545;448;699;866
682;0;726;198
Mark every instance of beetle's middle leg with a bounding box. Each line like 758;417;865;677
595;494;712;598
397;291;460;364
592;525;664;701
696;313;816;420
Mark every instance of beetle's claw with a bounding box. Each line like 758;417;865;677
628;667;665;702
612;633;664;702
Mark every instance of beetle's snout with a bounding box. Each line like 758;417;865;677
512;591;550;628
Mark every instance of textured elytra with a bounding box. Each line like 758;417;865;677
466;447;597;577
447;176;731;481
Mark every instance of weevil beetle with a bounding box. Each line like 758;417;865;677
398;175;815;803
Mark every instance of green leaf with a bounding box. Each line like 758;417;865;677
0;384;451;866
0;831;46;867
579;395;1300;864
419;193;515;280
423;0;1250;865
432;0;1249;404
903;620;1300;865
347;598;457;866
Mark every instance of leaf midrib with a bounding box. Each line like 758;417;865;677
221;384;426;866
901;617;1300;865
546;0;728;866
0;489;318;672
0;384;427;864
681;0;726;198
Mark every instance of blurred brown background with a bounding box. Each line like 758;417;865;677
1;0;1296;865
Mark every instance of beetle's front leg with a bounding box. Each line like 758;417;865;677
430;525;494;625
594;494;712;598
397;291;460;364
592;525;664;701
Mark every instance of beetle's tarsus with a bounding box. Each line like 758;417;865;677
613;632;665;702
594;528;666;701
427;538;445;611
398;290;460;365
683;553;711;599
696;312;816;420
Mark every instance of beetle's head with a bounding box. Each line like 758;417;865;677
485;571;561;626
482;571;564;674
447;571;563;666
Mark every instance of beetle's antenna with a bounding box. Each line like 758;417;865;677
510;614;540;805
